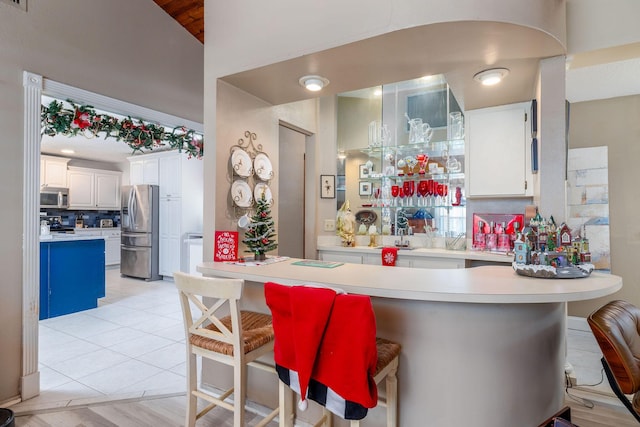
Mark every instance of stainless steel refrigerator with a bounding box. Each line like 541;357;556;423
120;184;161;281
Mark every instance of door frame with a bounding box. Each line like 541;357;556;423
21;71;202;400
278;120;315;259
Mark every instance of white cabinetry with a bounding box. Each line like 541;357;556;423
40;155;70;188
128;151;203;277
67;167;121;210
318;249;466;269
102;229;121;266
129;157;159;185
465;102;532;197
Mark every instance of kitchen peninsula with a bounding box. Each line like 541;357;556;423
40;234;106;320
198;259;621;426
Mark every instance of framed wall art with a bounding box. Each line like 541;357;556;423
359;181;372;196
359;164;371;179
320;174;335;199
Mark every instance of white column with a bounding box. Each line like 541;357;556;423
22;71;42;399
537;56;568;223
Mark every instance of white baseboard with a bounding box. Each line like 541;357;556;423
567;315;589;332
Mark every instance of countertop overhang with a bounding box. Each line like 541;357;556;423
317;244;513;263
40;234;107;242
198;259;622;304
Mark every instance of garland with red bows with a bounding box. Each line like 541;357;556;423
41;99;203;159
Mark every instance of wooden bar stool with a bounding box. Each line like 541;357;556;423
174;272;279;427
265;282;400;427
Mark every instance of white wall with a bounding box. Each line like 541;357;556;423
0;0;203;402
567;0;640;54
206;0;565;78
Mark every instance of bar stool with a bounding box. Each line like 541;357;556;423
265;282;400;427
174;272;279;427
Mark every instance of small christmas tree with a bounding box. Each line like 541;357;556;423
242;194;277;260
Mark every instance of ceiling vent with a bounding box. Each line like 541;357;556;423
1;0;27;11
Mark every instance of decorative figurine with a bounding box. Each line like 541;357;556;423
336;200;356;247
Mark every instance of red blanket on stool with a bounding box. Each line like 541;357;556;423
264;282;378;420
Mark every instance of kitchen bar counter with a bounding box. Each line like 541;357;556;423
198;259;621;427
40;238;105;319
318;244;513;262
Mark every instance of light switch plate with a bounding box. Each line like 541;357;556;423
324;219;335;232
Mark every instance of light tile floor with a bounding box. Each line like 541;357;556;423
13;268;191;413
12;269;617;414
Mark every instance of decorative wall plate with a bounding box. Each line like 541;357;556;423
231;148;253;177
355;210;377;225
231;180;253;207
254;182;273;204
254;152;273;181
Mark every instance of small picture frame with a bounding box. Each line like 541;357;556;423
359;164;371;179
359;181;372;196
320;174;335;199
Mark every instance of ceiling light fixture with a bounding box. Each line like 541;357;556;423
299;75;329;92
473;68;510;86
61;149;75;154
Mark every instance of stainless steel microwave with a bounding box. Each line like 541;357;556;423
40;187;69;209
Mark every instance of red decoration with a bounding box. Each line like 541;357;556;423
381;247;398;266
214;231;239;261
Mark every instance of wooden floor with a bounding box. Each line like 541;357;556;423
12;393;640;426
13;394;278;427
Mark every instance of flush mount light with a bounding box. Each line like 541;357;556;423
473;68;510;86
299;75;329;92
61;149;75;154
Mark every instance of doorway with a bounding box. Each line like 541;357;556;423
278;125;307;259
22;73;203;401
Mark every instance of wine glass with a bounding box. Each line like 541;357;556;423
398;186;405;207
436;183;445;206
418;180;429;207
391;185;399;206
426;179;435;207
403;180;415;206
373;186;381;207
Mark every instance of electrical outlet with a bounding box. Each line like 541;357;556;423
324;219;335;232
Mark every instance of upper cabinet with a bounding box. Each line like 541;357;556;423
129;157;159;185
67;166;121;210
465;102;532;198
40;155;70;188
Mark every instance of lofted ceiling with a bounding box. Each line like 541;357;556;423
153;0;204;43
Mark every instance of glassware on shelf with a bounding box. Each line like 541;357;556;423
416;153;429;175
449;112;464;140
406;115;433;144
391;185;399;206
403;180;415;206
417;180;428;207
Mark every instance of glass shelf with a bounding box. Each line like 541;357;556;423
337;76;466;237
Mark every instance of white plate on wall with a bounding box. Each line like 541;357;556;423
231;179;253;207
231;148;253;177
254;182;273;204
254;152;273;181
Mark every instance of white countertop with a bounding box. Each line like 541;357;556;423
317;244;513;263
40;234;107;242
198;258;622;304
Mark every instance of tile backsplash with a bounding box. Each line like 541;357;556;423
40;209;120;228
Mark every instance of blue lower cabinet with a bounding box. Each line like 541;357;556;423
40;239;106;320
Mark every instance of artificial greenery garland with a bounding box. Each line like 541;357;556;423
41;99;203;159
